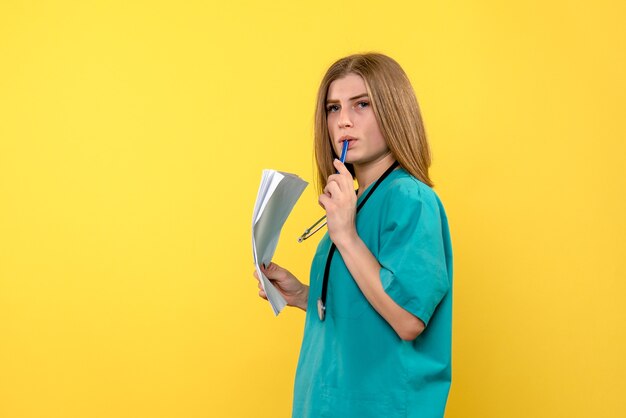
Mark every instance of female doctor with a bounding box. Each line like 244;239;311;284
254;53;453;418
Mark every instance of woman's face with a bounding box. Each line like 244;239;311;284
326;73;389;167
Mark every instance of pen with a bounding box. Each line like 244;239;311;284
339;138;349;166
297;140;348;243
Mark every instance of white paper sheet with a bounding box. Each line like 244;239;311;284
252;170;308;315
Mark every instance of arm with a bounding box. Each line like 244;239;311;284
334;234;425;340
320;160;425;341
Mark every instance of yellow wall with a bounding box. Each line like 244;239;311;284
1;1;625;417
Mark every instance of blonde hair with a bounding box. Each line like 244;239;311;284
314;53;433;193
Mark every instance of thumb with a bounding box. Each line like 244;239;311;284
261;262;279;280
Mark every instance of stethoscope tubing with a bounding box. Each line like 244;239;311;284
318;161;399;321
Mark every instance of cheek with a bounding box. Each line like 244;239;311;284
365;115;385;142
326;117;337;138
371;133;388;152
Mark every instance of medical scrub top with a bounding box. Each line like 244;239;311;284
292;168;453;418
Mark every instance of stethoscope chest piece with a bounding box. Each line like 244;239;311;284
317;298;326;321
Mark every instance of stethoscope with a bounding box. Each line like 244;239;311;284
307;160;400;321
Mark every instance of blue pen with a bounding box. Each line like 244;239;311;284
337;139;349;171
298;139;350;243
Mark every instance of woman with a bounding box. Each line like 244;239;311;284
254;53;453;418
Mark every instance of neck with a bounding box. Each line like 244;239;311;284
354;153;397;196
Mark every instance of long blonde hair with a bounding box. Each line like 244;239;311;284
314;53;433;193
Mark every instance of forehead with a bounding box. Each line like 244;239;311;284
327;73;367;100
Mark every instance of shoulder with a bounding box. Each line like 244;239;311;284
378;169;450;244
382;169;441;211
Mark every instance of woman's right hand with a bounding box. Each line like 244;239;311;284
253;262;309;311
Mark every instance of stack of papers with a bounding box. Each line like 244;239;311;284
252;170;308;315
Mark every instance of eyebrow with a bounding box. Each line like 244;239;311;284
325;93;369;104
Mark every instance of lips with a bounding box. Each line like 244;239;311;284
339;136;357;149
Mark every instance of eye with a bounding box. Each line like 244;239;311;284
356;101;370;109
326;104;340;113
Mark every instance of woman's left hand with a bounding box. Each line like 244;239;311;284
319;159;358;246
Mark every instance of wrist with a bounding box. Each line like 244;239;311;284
333;229;360;252
296;285;309;311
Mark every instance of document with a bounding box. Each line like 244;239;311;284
252;170;308;315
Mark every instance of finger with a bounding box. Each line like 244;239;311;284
325;181;342;198
322;181;336;196
326;173;342;183
333;159;351;177
328;170;352;191
319;194;330;210
260;263;271;274
258;290;267;300
326;174;345;192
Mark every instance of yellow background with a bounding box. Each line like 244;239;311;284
1;1;625;417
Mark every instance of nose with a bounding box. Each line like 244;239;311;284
338;107;353;128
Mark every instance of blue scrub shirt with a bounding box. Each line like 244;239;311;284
292;168;453;418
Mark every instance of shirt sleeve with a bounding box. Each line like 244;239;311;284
378;181;450;326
